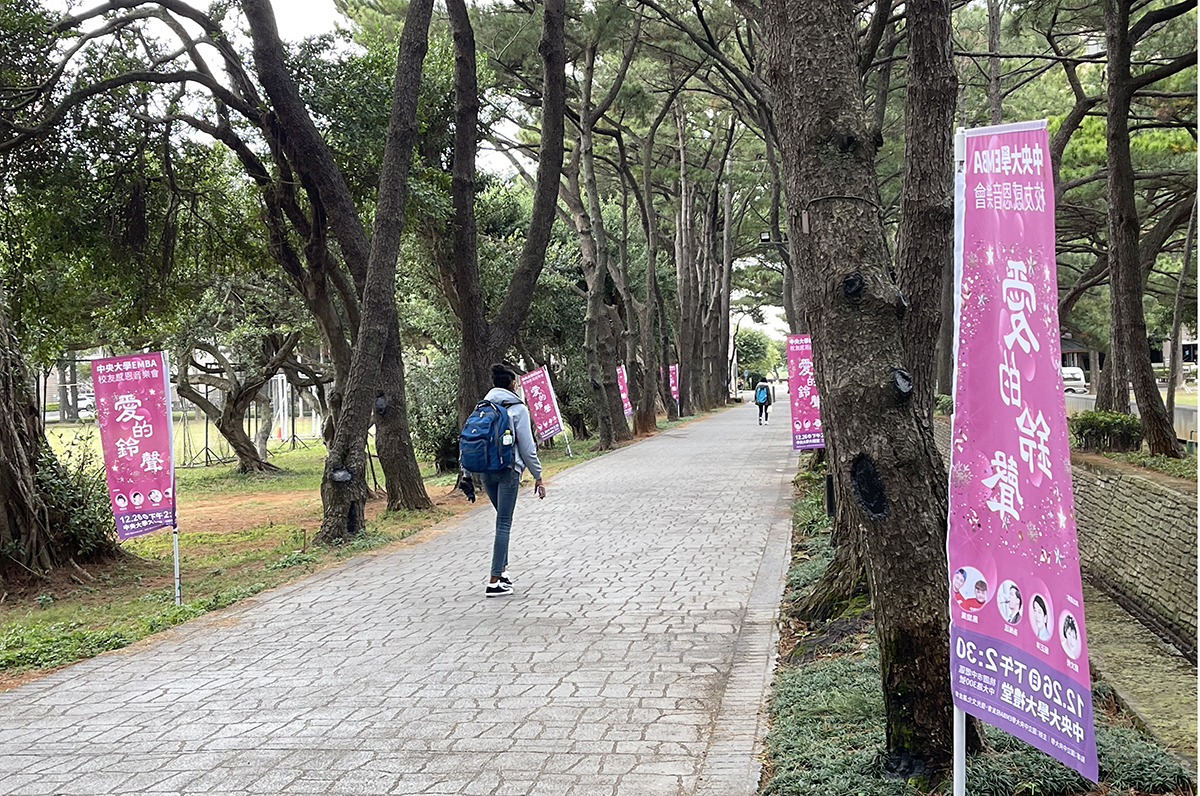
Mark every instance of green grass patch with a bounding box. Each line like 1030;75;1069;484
1102;450;1198;481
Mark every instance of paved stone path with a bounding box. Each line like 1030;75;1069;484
0;402;798;796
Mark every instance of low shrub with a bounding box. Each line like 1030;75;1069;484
1068;410;1143;452
935;394;954;416
35;432;119;562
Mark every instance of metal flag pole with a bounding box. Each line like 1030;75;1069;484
953;707;966;796
165;351;181;607
173;525;181;606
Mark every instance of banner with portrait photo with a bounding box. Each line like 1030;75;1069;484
93;352;176;541
948;120;1096;781
787;334;823;451
518;366;566;442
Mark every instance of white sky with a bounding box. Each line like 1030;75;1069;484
269;0;345;42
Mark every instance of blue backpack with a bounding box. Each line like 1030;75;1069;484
459;400;516;472
755;383;769;404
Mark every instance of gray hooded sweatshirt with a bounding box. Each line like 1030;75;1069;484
483;387;543;480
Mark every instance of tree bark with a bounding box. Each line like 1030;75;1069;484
987;0;1003;124
0;295;54;584
311;0;433;543
1165;200;1195;419
376;326;432;510
761;0;982;776
895;0;957;425
1104;0;1184;456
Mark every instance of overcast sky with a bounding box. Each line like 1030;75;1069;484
270;0;345;41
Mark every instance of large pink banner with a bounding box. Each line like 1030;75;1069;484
668;364;679;402
519;366;565;442
93;352;176;541
787;335;823;450
616;365;633;416
949;120;1096;780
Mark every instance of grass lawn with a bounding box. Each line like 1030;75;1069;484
1;408;724;690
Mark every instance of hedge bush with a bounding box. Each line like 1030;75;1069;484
1068;410;1143;452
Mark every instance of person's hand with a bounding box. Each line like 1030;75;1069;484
535;478;546;499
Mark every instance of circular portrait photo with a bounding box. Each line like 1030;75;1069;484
130;491;145;508
113;493;128;510
1029;593;1054;642
149;489;164;505
997;579;1023;624
1060;611;1082;659
951;566;990;611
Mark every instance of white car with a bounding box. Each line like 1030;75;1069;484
1062;367;1088;394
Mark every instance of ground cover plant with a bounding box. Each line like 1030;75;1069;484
760;462;1196;796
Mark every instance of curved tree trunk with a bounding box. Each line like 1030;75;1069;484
310;0;433;544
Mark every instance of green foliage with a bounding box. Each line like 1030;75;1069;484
0;622;132;669
0;582;267;670
264;551;319;572
1104;451;1198;480
736;327;782;382
1068;411;1144;452
935;394;954;416
34;432;118;562
405;351;461;473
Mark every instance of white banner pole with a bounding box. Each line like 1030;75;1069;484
953;706;966;795
951;125;968;796
173;526;181;606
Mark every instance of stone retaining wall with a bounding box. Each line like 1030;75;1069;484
932;420;1197;660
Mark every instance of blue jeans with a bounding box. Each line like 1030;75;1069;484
478;468;520;577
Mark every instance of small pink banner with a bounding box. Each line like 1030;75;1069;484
787;335;823;450
949;120;1096;781
616;365;633;416
668;364;679;402
93;352;176;541
519;366;565;442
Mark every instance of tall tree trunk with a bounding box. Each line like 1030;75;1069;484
0;296;54;583
720;170;734;402
895;0;957;426
1166;201;1196;418
313;0;433;543
761;0;982;777
376;326;433;510
987;0;1003;124
446;0;492;428
1104;0;1183;455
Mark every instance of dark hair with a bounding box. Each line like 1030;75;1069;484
1032;595;1047;615
1063;615;1078;636
492;363;517;389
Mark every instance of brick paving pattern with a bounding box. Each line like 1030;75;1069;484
0;403;797;795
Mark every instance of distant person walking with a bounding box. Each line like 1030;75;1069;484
461;364;546;598
755;378;774;425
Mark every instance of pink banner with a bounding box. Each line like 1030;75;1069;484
668;364;679;402
519;366;565;442
616;365;633;416
949;121;1096;780
787;335;823;450
93;352;176;541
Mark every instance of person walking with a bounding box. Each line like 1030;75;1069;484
465;364;546;597
754;378;774;425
